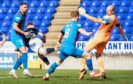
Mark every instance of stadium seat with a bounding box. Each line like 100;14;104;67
49;1;59;7
33;15;42;22
46;7;56;14
111;27;119;34
29;1;39;8
39;27;48;34
43;14;53;20
4;15;13;21
40;21;50;27
129;34;133;41
8;8;17;15
123;27;130;34
110;34;119;41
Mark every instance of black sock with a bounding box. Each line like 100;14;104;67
46;48;55;54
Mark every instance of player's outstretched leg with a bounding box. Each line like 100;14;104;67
81;52;101;79
42;60;63;80
79;58;87;79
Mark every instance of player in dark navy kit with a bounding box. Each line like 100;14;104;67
24;22;58;65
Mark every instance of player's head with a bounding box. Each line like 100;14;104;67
70;11;79;21
26;22;34;29
20;2;28;14
106;5;114;16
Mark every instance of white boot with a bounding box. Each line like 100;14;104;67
9;70;18;78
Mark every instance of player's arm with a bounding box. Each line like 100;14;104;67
83;13;104;24
55;31;64;50
13;15;29;36
13;22;26;35
0;33;6;46
116;23;128;41
78;28;92;36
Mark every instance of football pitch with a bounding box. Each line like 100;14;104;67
0;69;133;84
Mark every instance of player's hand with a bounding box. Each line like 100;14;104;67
0;42;3;47
55;42;61;51
78;7;86;16
87;32;92;36
124;36;128;41
24;32;30;36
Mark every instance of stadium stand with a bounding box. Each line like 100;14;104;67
0;0;132;46
78;0;133;41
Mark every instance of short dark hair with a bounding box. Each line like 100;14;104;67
26;22;34;28
20;2;27;6
70;11;79;18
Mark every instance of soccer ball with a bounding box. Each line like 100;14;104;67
102;15;112;25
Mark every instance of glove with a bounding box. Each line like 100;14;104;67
78;7;86;16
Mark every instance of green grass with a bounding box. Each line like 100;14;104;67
0;69;133;84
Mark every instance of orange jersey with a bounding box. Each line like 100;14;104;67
94;15;118;42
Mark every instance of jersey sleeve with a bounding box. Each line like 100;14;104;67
61;26;65;34
14;14;22;23
77;23;82;29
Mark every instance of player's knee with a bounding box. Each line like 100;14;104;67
96;52;102;59
82;51;92;59
38;47;47;56
57;60;64;65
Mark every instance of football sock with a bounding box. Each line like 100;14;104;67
46;48;55;54
13;53;28;70
22;53;28;69
86;59;94;74
47;62;58;75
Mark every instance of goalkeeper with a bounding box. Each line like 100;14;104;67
78;5;128;79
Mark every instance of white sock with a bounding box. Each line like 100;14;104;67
46;73;49;78
12;69;16;72
90;71;95;75
24;69;28;73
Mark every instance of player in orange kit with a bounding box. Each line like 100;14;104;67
78;5;128;79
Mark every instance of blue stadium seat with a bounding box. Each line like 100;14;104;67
129;34;133;41
0;14;4;21
81;1;89;7
1;2;10;8
49;1;59;7
111;27;119;34
78;34;90;41
29;1;39;8
33;21;41;28
39;27;48;34
39;1;49;8
111;1;120;7
27;8;36;14
128;8;133;14
118;8;125;14
110;34;119;41
4;15;13;21
6;33;11;41
46;7;56;14
36;8;45;14
33;15;42;22
8;8;17;15
40;21;50;27
123;27;130;34
120;2;128;7
43;14;53;20
11;2;19;8
101;1;109;7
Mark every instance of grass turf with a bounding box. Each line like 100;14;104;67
0;69;133;84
